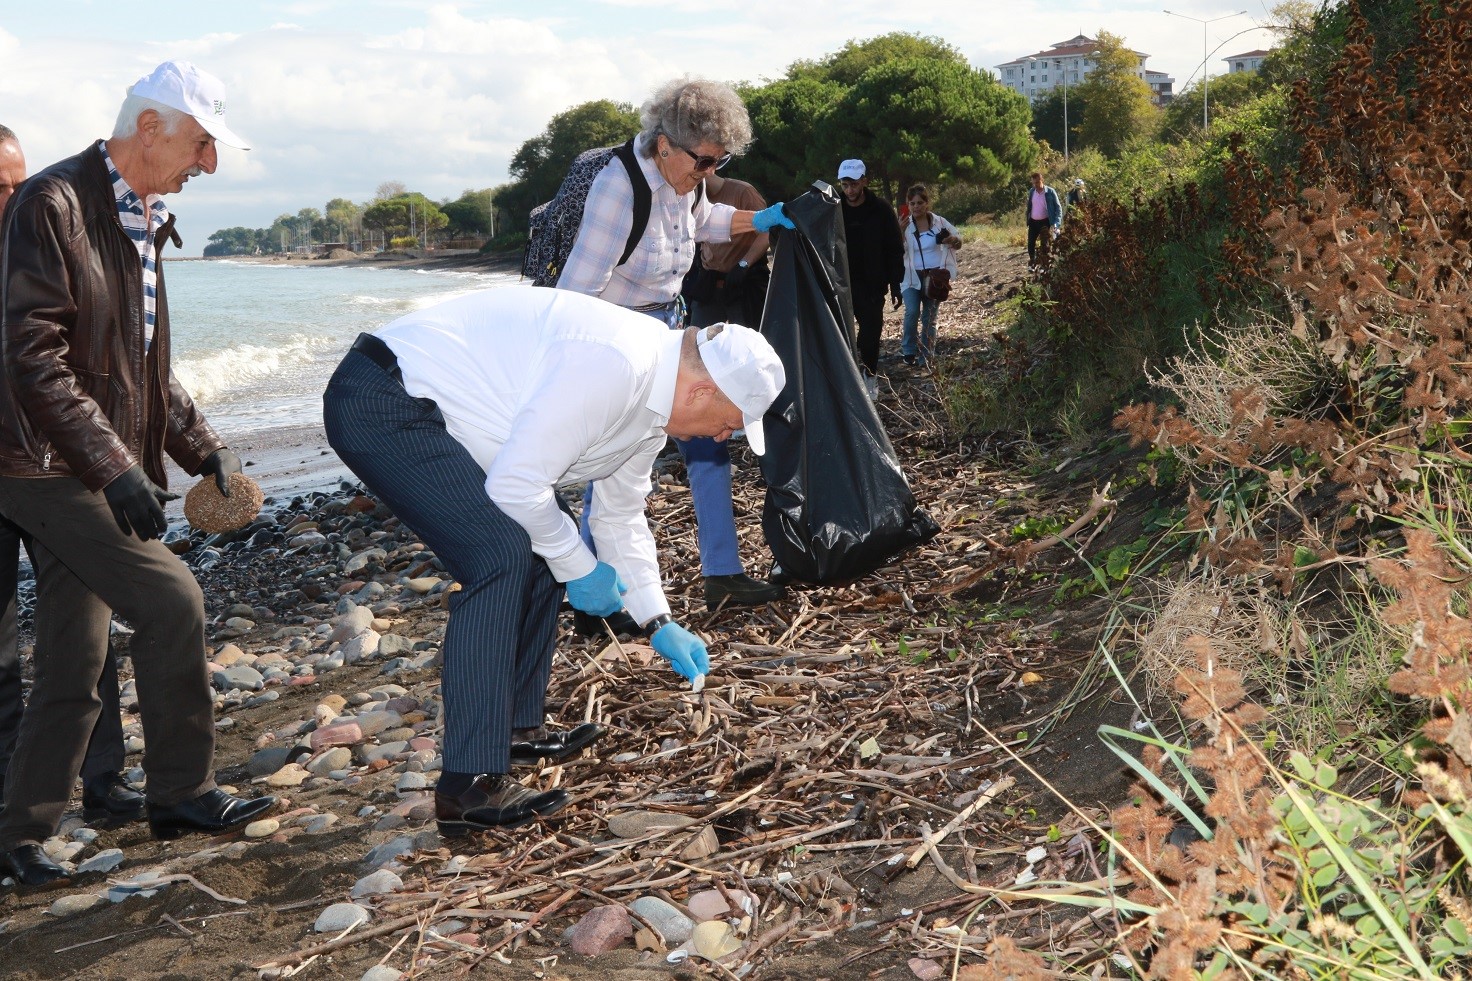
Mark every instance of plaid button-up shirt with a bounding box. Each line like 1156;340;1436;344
101;142;169;351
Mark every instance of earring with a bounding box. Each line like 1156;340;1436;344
661;151;668;157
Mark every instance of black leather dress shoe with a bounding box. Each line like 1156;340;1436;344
510;722;606;766
435;774;567;835
82;773;147;825
2;843;70;887
704;573;786;610
572;608;640;640
147;788;278;841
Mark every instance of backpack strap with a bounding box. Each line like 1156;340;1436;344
613;139;650;268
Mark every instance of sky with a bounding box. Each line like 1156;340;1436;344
0;1;1279;254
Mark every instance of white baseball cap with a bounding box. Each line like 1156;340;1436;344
696;324;785;455
130;61;250;150
837;159;866;181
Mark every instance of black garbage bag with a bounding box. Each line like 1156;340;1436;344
757;182;939;584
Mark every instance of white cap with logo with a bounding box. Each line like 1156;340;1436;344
130;61;250;150
837;159;866;181
696;324;785;455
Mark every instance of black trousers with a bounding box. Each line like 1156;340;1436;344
1027;218;1053;265
852;288;886;374
0;478;216;847
0;516;125;788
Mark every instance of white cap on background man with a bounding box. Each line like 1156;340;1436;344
130;60;250;150
837;159;866;181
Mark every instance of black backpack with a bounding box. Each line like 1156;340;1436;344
521;139;651;288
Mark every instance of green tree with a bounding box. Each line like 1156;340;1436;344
362;192;448;244
497;99;639;232
321;197;363;244
442;187;500;236
1159;70;1267;142
733;76;846;200
266;212;296;252
820;58;1034;198
1031;86;1091;159
203;226;263;257
1074;31;1160;157
788;32;966;87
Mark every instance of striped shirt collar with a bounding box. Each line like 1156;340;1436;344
100;141;170;350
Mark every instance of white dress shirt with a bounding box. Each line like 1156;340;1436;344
556;133;736;308
377;286;683;624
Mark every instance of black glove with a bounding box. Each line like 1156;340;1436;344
890;285;903;309
200;447;243;496
103;465;178;542
723;263;750;291
934;227;951;244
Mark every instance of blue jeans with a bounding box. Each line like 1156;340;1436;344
579;302;743;577
902;287;940;363
324;346;560;774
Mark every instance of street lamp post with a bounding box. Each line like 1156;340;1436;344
1164;9;1247;130
1054;58;1069;161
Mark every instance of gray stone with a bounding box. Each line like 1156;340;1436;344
354;581;387;602
315;902;372;933
362;835;417;869
344;548;388;576
394;772;428;794
357;740;408;765
302;814;340;834
378;634;415;657
307;746;353;776
48;893;104;917
350;869;403;899
360;967;404;981
330;606;375;642
212;664;264;692
76;848;125;875
355;709;402;737
630;895;694;945
340;630;381;664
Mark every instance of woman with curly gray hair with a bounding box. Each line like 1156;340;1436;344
558;77;794;629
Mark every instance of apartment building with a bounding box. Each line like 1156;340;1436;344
996;34;1176;106
1222;49;1271;74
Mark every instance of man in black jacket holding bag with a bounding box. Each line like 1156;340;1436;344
836;159;904;401
0;61;275;887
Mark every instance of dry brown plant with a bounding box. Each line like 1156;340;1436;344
1135;574;1282;701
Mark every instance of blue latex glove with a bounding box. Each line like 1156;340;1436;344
650;622;710;682
565;562;626;617
751;203;795;233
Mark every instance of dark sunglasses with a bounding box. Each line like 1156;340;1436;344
674;143;731;172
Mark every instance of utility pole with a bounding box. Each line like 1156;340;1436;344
1164;9;1248;130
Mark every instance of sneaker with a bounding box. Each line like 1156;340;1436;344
901;354;918;367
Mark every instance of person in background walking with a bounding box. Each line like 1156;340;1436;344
836;158;904;401
898;184;962;369
1066;178;1086;208
1025;172;1062;270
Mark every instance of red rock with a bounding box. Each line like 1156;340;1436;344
347;495;377;513
408;737;437;753
338;580;366;594
308;721;363;751
290;675;318;686
568;905;632;957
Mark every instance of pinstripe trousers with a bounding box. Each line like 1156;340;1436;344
323;347;561;774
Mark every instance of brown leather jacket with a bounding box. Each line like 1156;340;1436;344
0;141;223;493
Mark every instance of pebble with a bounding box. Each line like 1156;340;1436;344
330;606;375;642
307;746;353;776
630;895;693;945
360;967;404;981
265;763;310;788
394;772;428;794
213;642;251;666
354;709;402;737
351;869;403;899
302;813;340;834
248;746;293;777
245;818;281;838
309;721;364;751
691;920;743;959
340;630;381;664
405;577;441;594
378;634;414;657
48;893;104;917
315;902;372;933
76;848;125;875
567;904;632;956
212;664;265;692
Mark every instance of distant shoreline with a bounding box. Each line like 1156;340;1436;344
177;248;523;276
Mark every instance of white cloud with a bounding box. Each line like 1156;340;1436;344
4;2;1278;252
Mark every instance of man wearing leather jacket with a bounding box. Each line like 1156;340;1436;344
0;61;275;887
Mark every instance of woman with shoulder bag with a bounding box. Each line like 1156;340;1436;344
899;184;961;368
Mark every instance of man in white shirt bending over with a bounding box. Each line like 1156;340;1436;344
322;286;784;835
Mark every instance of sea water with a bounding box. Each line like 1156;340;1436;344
167;260;519;434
